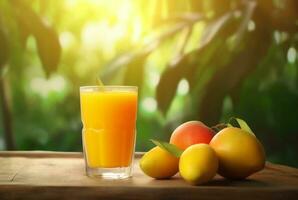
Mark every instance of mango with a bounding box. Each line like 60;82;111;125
139;146;179;179
210;127;266;179
179;144;218;185
170;121;214;150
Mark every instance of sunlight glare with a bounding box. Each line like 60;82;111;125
30;75;67;98
60;32;75;49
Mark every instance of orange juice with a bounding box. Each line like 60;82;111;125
80;86;137;168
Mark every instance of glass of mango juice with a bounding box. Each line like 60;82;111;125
80;86;138;179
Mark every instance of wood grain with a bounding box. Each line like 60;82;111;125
0;151;297;200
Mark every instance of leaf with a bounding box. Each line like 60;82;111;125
199;11;234;48
150;139;183;158
155;43;207;114
0;27;9;69
123;56;146;86
227;123;233;127
156;56;190;114
229;117;255;136
35;25;61;77
12;1;61;77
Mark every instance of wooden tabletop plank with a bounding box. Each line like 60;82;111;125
0;151;297;200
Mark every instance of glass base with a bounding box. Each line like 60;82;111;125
86;166;132;180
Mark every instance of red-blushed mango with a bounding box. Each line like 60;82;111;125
210;127;266;179
170;121;214;150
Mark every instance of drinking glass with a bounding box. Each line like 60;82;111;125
80;86;138;179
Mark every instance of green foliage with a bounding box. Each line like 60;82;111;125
0;0;297;168
0;0;61;76
102;0;298;167
230;44;298;167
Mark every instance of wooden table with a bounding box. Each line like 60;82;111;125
0;151;297;200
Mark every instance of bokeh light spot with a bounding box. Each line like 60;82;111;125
142;97;157;112
287;47;297;64
177;79;189;95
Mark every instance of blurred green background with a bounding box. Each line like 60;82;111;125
0;0;297;167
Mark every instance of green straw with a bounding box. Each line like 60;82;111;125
96;77;104;86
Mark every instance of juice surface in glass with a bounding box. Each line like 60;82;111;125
80;86;137;169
